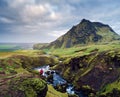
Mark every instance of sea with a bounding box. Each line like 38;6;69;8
0;43;34;52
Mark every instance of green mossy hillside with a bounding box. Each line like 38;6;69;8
34;19;120;49
0;53;58;75
0;50;59;97
10;78;48;97
0;73;48;97
52;49;120;96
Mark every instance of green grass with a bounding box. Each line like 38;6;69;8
48;41;120;59
99;79;120;95
0;67;3;71
15;67;29;73
46;85;68;97
0;50;46;58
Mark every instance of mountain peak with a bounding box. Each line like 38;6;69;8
38;19;120;49
79;19;93;28
81;19;91;23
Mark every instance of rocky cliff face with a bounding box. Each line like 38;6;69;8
40;19;120;49
55;50;120;96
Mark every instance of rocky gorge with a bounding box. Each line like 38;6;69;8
0;48;120;97
53;50;120;97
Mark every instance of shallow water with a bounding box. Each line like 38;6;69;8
53;72;67;86
66;84;75;94
34;65;87;97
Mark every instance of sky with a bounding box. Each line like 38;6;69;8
0;0;120;43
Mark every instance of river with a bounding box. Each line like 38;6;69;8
34;65;88;97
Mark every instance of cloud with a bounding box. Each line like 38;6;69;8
21;4;48;23
21;3;61;23
48;29;68;37
0;0;120;43
6;0;35;8
0;16;14;23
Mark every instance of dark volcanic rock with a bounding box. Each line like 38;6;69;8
58;50;120;93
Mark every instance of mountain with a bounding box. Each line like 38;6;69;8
36;19;120;49
33;43;49;50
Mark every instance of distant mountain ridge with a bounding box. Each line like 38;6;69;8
36;19;120;49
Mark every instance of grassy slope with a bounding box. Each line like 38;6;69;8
0;50;66;97
0;41;120;96
48;41;120;96
100;80;120;95
46;85;68;97
0;50;59;74
49;41;120;59
0;50;45;58
0;50;45;96
96;27;120;42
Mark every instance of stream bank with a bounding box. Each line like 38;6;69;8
34;65;87;97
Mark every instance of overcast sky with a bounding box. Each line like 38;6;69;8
0;0;120;43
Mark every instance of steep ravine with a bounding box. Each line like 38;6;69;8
53;50;120;96
0;50;120;97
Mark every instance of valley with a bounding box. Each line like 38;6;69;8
0;19;120;97
0;40;120;97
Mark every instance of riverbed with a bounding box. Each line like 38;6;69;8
34;65;87;97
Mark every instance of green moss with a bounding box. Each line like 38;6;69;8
63;67;71;79
63;58;71;64
0;67;3;71
46;85;68;97
99;80;120;95
82;85;91;90
9;78;48;97
48;41;120;60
